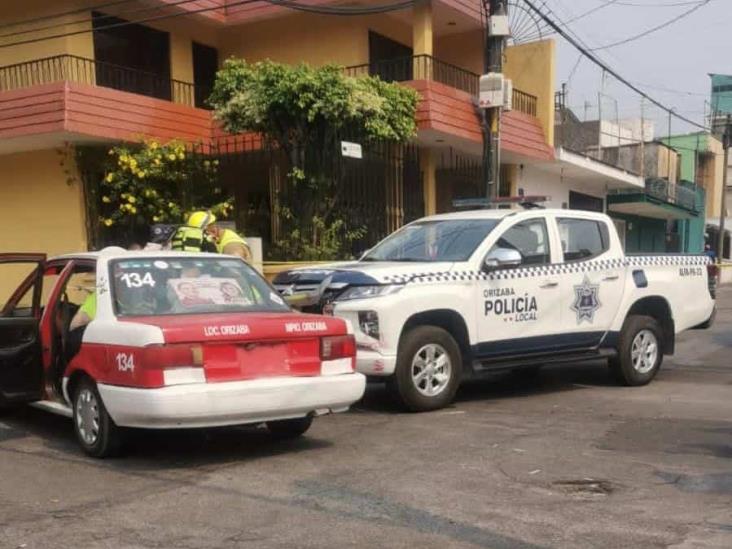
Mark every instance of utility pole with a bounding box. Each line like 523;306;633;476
481;0;508;200
718;114;731;262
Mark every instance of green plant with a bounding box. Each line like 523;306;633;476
209;60;419;260
98;139;231;244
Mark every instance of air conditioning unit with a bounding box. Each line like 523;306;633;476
503;78;513;112
479;72;505;109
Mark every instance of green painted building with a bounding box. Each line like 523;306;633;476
607;134;709;254
661;133;712;253
710;73;732;115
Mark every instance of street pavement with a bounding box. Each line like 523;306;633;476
1;286;731;549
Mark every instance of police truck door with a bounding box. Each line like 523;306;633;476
475;217;562;361
555;216;625;347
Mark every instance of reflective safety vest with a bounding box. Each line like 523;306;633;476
170;226;214;252
216;229;248;254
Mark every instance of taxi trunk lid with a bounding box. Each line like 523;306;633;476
125;313;348;382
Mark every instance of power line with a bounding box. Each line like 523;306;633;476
521;0;707;130
0;0;418;50
0;0;201;41
565;0;623;24
612;0;707;7
0;0;134;31
630;81;708;97
590;0;713;50
265;0;415;15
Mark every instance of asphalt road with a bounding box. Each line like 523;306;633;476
1;287;731;549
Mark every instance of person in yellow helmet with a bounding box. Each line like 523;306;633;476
206;221;252;262
170;211;217;252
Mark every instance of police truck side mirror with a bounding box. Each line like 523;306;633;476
483;248;522;272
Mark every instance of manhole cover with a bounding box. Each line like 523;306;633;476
553;479;615;495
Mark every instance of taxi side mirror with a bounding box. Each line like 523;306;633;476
483;248;522;272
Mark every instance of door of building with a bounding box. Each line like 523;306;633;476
192;42;219;109
569;190;604;212
92;11;171;100
368;31;413;82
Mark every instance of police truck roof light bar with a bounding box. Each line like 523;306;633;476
451;196;549;210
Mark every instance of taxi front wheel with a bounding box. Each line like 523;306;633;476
72;378;123;458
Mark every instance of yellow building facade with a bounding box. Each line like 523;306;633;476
0;0;557;262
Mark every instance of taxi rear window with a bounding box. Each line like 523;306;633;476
109;257;289;316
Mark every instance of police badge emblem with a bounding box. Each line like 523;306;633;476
571;275;601;324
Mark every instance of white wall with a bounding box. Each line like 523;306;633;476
600;119;654;148
514;164;607;210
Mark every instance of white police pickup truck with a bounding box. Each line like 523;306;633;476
273;209;717;412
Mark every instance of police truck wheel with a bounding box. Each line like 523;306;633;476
72;378;123;458
266;416;313;439
610;315;663;386
389;326;462;412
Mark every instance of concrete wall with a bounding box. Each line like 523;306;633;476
0;149;87;256
503;40;555;147
219;13;411;68
434;29;481;74
0;1;94;67
512;164;606;210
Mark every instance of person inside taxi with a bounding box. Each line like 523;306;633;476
66;285;96;362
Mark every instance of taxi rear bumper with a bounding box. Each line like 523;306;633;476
98;373;366;429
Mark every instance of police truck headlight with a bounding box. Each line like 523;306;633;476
336;284;403;301
358;311;380;339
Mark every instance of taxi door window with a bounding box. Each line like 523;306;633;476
489;219;550;266
64;271;96;308
0;262;40;317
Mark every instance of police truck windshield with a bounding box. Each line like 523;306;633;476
362;219;500;262
110;257;290;316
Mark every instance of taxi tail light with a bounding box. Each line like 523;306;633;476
320;335;356;361
148;344;204;368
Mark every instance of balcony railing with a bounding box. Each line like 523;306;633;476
0;54;540;119
0;54;209;108
345;55;538;117
609;178;698;212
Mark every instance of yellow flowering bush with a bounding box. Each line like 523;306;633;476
99;139;229;233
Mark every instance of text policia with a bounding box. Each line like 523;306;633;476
484;287;538;322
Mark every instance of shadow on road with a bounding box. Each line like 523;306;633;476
357;359;616;413
0;406;333;469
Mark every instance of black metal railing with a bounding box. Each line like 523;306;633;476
0;54;210;108
609;178;698;212
345;54;538;117
345;54;478;96
646;178;698;211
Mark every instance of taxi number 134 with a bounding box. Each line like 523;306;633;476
115;353;135;372
120;272;156;288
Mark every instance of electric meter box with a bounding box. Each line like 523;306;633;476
488;14;510;37
479;73;505;109
503;78;513;111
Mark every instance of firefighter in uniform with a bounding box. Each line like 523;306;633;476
170;211;217;252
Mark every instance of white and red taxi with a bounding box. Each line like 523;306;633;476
0;248;365;457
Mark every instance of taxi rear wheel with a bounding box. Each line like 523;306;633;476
266;416;313;439
72;378;123;458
